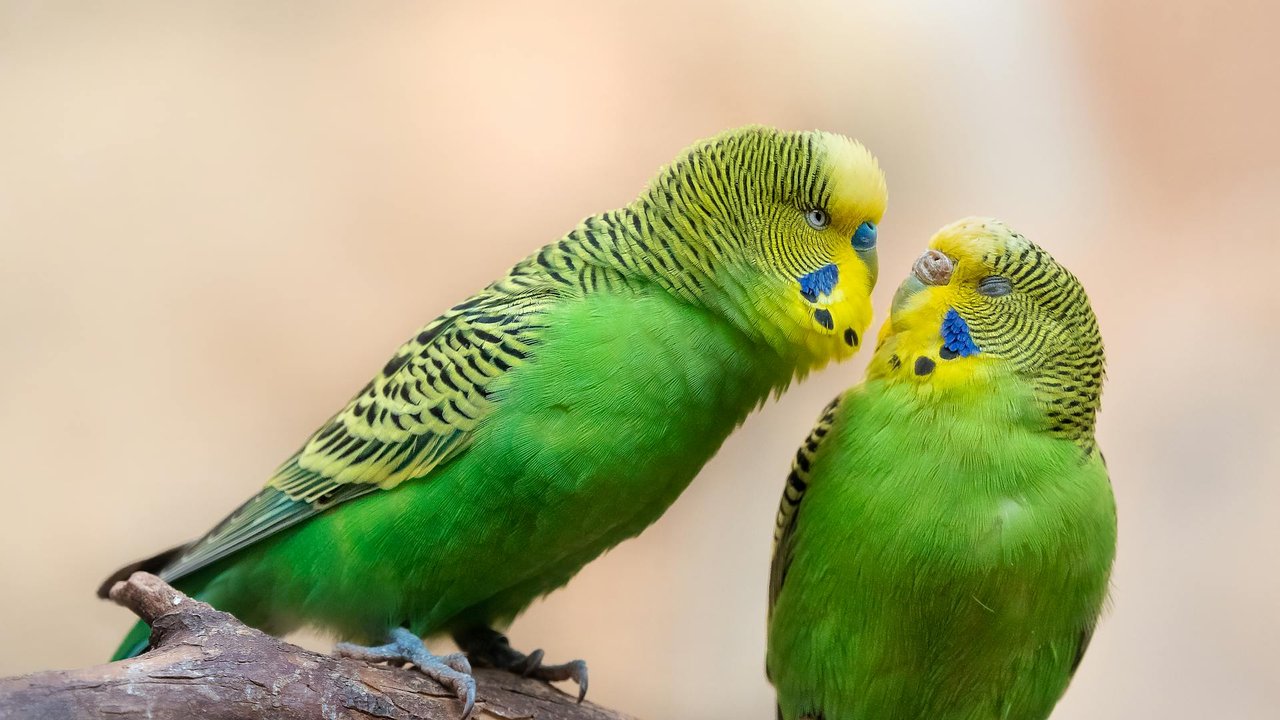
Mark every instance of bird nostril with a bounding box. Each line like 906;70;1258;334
912;249;954;286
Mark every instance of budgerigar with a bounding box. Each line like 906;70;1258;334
100;125;888;715
767;219;1115;720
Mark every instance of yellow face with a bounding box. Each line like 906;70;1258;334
649;126;886;371
868;219;1012;392
750;131;888;370
868;218;1104;425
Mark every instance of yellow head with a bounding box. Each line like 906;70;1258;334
637;126;888;372
869;218;1104;445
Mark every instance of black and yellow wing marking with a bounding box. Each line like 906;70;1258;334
768;395;843;616
155;282;558;583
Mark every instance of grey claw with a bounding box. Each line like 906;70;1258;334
441;652;473;675
450;626;588;704
335;631;478;717
435;654;476;718
517;649;546;677
458;676;477;720
526;658;588;702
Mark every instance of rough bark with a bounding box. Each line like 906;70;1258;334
0;572;633;720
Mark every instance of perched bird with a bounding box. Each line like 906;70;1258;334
767;219;1116;720
100;125;888;715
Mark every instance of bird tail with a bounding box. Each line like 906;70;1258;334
99;544;193;661
111;619;155;661
108;574;220;660
97;544;187;599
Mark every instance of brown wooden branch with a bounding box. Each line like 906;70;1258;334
0;572;633;720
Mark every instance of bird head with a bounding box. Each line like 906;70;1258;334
868;218;1104;445
638;126;887;373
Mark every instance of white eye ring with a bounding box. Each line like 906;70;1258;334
805;208;831;230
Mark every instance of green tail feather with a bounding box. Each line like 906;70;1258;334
108;576;212;661
101;543;193;660
111;619;154;661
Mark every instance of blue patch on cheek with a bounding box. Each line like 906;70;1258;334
798;263;839;302
941;308;980;357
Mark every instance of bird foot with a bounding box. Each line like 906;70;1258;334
454;626;589;702
336;627;476;718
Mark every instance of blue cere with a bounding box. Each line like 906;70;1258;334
798;263;839;302
941;308;980;357
852;222;877;251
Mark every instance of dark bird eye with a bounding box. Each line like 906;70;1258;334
851;221;877;251
805;208;831;230
977;276;1013;297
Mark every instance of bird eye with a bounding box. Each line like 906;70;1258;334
805;208;831;230
977;276;1013;297
851;221;877;251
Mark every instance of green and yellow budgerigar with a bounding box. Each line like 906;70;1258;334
767;219;1116;720
100;126;888;714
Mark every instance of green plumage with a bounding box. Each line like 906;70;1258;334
118;289;790;657
767;219;1116;720
104;126;889;666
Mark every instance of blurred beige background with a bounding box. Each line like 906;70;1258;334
1;1;1277;718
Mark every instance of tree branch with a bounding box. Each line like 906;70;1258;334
0;572;633;720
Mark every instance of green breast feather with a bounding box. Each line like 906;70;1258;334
767;220;1116;720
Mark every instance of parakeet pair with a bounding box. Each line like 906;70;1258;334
766;219;1115;720
101;125;1113;720
100;126;889;715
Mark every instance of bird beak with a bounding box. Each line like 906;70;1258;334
912;249;954;286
